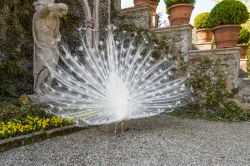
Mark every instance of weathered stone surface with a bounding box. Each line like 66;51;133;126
193;42;212;50
114;4;157;29
234;78;250;112
188;47;241;89
240;59;248;72
236;78;250;101
151;24;193;61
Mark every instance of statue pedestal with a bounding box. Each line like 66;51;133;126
28;94;51;104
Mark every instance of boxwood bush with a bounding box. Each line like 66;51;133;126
194;12;211;30
165;0;196;7
208;0;249;27
238;26;250;44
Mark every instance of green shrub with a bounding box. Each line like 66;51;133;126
194;12;212;29
165;0;195;7
247;48;250;77
221;101;248;121
238;26;250;44
208;0;249;27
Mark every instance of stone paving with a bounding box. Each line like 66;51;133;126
0;115;250;166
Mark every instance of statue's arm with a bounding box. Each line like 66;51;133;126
36;6;50;18
48;3;68;17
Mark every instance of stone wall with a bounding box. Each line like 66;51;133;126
112;3;158;29
239;59;248;78
151;25;193;61
188;48;241;89
235;78;250;112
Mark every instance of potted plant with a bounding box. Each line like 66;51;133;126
194;12;212;44
237;26;250;59
165;0;195;26
208;0;249;48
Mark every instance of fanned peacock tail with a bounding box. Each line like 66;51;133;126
40;27;189;126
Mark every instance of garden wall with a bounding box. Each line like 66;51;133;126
113;4;158;29
188;48;240;89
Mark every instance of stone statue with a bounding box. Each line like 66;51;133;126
32;0;68;95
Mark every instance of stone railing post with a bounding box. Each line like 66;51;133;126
151;24;194;61
113;1;159;29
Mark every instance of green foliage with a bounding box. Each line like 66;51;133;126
0;0;85;95
165;0;196;7
0;104;48;123
168;106;249;122
194;12;212;29
0;80;17;97
0;80;19;106
221;101;248;121
0;0;34;94
188;58;230;109
58;0;86;54
208;0;249;27
0;79;34;107
0;104;73;140
238;26;250;44
247;48;250;77
186;57;247;122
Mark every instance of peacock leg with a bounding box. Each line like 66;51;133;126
114;123;117;135
121;122;124;134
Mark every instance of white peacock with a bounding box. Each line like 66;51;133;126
40;27;188;132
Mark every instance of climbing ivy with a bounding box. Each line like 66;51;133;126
186;57;247;121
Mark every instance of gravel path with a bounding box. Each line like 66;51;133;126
0;115;250;166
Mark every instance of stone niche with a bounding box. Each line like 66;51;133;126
188;47;241;89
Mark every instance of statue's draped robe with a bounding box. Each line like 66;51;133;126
32;8;61;94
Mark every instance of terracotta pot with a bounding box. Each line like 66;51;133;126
237;44;248;59
168;4;194;26
149;1;158;12
211;24;241;48
134;0;149;6
134;0;158;12
196;28;213;44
